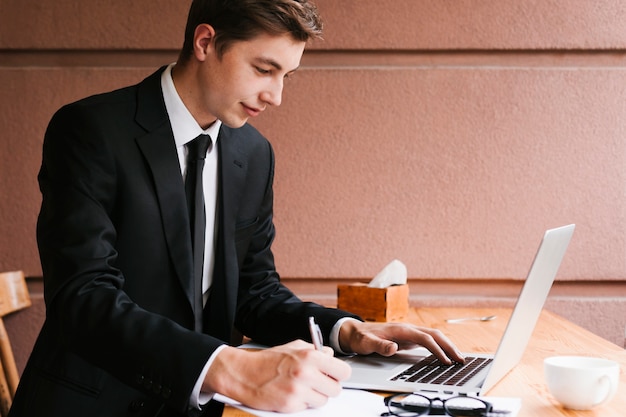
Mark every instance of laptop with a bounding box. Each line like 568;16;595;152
341;224;575;395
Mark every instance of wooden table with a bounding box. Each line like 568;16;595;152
224;307;626;417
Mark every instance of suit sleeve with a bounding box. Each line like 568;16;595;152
232;137;361;346
37;103;223;412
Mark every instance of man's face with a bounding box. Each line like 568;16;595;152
195;32;306;129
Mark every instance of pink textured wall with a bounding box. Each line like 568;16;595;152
313;0;626;50
1;0;625;364
254;67;625;280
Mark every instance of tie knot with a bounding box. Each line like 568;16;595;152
187;134;212;160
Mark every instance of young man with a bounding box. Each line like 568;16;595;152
9;1;463;416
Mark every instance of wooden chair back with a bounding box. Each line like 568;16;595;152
0;271;31;416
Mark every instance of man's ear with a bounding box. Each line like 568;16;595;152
193;24;216;62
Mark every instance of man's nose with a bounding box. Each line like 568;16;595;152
261;79;283;107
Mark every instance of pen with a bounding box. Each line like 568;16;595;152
308;316;324;351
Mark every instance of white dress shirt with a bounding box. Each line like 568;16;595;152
161;63;220;303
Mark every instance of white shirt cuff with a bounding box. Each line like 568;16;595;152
189;344;228;409
330;317;362;355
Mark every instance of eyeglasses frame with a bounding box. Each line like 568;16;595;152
383;392;495;417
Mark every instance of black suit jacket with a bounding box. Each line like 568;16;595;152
9;68;357;417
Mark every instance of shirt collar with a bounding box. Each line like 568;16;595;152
161;63;221;148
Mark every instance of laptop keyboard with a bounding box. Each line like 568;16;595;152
390;355;493;386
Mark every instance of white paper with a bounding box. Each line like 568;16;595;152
368;259;407;288
215;389;522;417
215;388;387;417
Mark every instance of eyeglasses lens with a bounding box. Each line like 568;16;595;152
444;396;490;417
387;394;430;416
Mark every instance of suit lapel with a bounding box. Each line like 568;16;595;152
134;68;195;316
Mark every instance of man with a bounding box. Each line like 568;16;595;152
10;1;464;416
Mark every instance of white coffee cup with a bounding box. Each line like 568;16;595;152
544;356;620;410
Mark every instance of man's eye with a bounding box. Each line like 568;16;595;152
255;66;270;75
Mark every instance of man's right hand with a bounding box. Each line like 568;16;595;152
203;340;351;413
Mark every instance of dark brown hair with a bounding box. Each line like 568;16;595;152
178;0;323;63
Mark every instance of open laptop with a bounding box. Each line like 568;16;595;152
341;224;575;395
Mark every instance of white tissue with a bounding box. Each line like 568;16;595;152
367;259;407;288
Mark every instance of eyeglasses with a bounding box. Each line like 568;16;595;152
382;393;503;417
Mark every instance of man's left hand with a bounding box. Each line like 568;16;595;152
338;320;465;365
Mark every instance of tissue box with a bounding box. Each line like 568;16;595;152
337;283;409;322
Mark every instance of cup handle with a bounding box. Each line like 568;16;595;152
592;375;614;407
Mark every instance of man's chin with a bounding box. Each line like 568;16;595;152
221;116;249;129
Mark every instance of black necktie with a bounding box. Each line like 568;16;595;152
185;134;211;332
